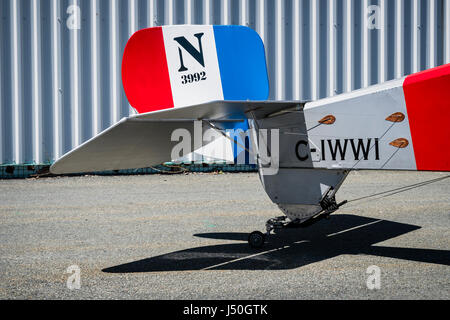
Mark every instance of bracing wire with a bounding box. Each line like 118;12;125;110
345;174;450;206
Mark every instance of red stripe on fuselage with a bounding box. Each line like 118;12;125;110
122;27;174;113
403;63;450;171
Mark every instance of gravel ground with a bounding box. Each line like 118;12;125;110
0;171;449;299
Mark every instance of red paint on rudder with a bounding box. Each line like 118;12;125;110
122;27;174;114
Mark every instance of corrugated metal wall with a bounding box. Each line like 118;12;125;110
1;0;450;166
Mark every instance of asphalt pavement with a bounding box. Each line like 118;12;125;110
0;170;449;299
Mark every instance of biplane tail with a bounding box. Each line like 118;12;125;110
121;24;270;164
50;25;450;176
51;25;273;174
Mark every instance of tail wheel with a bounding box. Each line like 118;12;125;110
248;231;266;248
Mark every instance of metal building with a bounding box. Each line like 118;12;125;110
1;0;449;170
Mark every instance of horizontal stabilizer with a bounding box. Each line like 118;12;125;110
50;101;301;174
50;118;196;174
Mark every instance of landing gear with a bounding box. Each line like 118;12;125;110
248;231;266;248
248;216;286;248
247;194;348;248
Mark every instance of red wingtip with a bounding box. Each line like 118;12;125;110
403;63;450;171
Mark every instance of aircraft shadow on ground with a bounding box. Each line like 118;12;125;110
102;214;450;273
